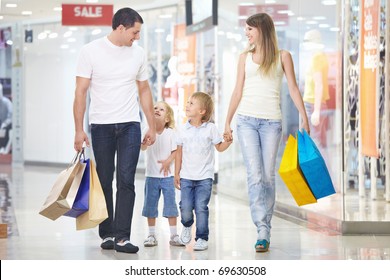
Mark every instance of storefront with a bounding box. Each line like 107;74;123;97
1;0;389;233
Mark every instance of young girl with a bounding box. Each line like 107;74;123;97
174;92;232;251
141;101;183;247
224;13;310;253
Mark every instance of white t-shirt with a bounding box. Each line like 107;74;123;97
176;121;222;180
76;36;149;124
144;128;177;178
237;52;283;120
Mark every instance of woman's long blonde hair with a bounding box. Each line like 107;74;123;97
245;13;279;76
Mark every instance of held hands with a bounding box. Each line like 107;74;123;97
223;124;233;143
142;127;156;146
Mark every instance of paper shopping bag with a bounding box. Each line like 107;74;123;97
64;158;90;218
278;134;317;206
297;129;335;199
76;159;108;230
39;151;86;220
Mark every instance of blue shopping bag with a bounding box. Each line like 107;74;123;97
64;158;90;218
297;129;335;199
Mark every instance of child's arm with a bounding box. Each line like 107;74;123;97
215;138;233;152
174;146;182;190
158;150;177;177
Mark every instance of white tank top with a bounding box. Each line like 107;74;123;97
237;52;283;120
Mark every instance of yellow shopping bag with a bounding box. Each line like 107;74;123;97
278;134;317;206
76;159;108;230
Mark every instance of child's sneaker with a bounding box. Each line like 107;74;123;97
180;226;192;245
169;234;185;246
143;235;158;247
193;238;208;251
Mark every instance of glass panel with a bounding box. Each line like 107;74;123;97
344;0;389;222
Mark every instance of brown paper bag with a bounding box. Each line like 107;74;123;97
39;152;86;220
76;159;108;230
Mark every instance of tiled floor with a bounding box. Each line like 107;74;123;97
0;164;390;261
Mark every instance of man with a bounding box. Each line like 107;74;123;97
73;7;156;254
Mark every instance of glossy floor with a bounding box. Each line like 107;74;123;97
0;164;390;261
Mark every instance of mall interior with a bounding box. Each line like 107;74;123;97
0;0;390;261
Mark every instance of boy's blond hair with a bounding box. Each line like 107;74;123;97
191;92;214;122
156;101;175;128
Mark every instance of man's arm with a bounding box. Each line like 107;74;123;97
137;80;156;145
73;76;90;152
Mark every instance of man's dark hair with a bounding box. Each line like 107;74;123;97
112;7;144;30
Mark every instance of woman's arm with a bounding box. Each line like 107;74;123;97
224;52;247;141
281;50;310;133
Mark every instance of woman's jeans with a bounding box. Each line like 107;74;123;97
179;178;213;241
91;122;141;242
236;115;282;242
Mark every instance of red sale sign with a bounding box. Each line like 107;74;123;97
62;4;113;26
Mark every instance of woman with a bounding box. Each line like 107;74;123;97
224;13;310;253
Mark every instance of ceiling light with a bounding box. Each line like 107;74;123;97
63;31;73;38
239;3;255;6
22;11;33;16
49;33;58;39
53;7;62;12
38;32;48;40
86;0;99;3
321;0;337;5
5;4;17;8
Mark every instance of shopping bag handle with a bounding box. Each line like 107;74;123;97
67;147;85;169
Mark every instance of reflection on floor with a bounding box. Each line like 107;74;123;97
0;164;389;260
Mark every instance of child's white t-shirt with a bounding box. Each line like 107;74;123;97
176;121;222;180
144;127;177;178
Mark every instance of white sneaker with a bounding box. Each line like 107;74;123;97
193;238;208;251
170;234;185;246
143;235;158;247
180;226;192;245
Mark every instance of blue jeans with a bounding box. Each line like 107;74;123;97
236;115;282;242
179;178;213;241
142;176;179;218
91;122;141;242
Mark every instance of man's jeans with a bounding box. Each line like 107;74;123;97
91;122;141;242
236;115;282;242
179;178;213;241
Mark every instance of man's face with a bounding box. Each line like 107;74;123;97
120;22;142;47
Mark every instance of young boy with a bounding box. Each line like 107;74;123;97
174;92;232;251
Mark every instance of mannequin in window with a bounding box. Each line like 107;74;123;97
163;56;183;106
0;83;12;154
302;29;329;148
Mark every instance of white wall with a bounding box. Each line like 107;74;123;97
24;50;78;164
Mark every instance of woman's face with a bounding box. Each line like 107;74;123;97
245;24;260;45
